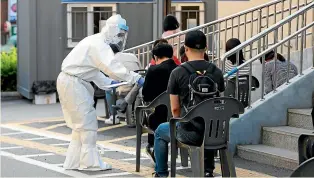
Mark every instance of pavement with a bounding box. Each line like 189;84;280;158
1;99;293;177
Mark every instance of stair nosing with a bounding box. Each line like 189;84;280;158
263;126;314;137
288;109;312;116
237;145;298;162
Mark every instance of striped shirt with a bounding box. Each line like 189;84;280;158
225;60;250;78
264;60;298;94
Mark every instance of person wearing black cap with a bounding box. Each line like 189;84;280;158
153;30;225;177
142;39;178;164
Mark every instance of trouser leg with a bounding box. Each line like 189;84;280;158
63;130;81;170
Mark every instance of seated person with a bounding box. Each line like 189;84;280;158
153;30;225;177
142;39;178;163
104;45;141;124
180;45;209;63
260;50;298;94
225;38;250;78
148;39;181;69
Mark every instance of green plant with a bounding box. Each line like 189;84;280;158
1;47;17;91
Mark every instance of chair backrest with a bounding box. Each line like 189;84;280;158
290;157;314;177
146;91;172;119
224;75;259;108
182;97;244;149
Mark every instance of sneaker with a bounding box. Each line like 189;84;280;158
145;145;156;165
205;172;214;177
105;115;120;124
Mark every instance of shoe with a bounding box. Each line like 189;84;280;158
145;145;156;165
115;99;128;113
105;115;120;124
205;172;214;177
152;172;162;177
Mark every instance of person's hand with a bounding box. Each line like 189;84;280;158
137;77;145;87
111;80;120;85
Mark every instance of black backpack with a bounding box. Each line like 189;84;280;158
180;62;219;111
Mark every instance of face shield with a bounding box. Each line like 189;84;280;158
102;15;129;52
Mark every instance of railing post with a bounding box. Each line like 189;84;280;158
286;0;293;84
300;12;305;75
280;0;284;53
258;9;262;56
273;29;278;92
312;8;314;68
261;37;266;100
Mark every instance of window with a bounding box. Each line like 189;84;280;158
171;3;205;31
67;4;117;47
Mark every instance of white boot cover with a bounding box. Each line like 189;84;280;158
78;131;112;171
64;130;81;170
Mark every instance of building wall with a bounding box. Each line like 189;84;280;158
118;3;154;48
17;0;65;99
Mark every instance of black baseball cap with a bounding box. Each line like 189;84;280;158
184;30;207;50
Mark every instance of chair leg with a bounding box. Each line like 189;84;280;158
94;98;98;109
190;147;204;177
136;124;142;172
170;143;178;177
104;96;110;118
220;149;236;177
180;148;189;167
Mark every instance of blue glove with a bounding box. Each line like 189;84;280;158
137;77;145;87
111;80;120;85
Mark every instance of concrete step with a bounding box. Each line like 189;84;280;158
263;126;313;152
288;109;313;130
237;145;298;170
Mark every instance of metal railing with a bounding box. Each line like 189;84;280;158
125;0;311;68
223;1;314;108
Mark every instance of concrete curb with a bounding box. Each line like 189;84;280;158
1;91;22;100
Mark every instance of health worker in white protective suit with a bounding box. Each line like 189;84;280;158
57;14;145;171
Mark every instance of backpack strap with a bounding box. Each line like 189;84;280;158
180;62;196;75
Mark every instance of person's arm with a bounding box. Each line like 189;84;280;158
167;70;181;117
217;69;226;92
170;94;180;118
264;63;273;94
89;45;142;85
142;68;154;102
91;72;114;90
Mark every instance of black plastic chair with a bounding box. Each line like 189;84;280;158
170;97;244;177
290;157;314;177
135;91;189;172
224;75;260;108
289;133;314;177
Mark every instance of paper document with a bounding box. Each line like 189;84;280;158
105;82;129;88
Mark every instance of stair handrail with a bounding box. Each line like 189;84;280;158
222;1;314;71
125;0;287;52
223;2;314;108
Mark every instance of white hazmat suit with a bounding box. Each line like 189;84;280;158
57;14;141;171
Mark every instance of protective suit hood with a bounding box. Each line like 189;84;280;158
101;14;129;52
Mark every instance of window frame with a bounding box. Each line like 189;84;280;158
171;2;205;31
67;3;117;48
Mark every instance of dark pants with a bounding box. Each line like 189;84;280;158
147;105;168;146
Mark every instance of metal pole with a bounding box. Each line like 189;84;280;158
312;8;314;68
300;12;305;75
273;29;278;92
261;38;266;100
280;0;284;53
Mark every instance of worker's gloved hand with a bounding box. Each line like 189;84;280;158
137;77;145;87
111;80;120;85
